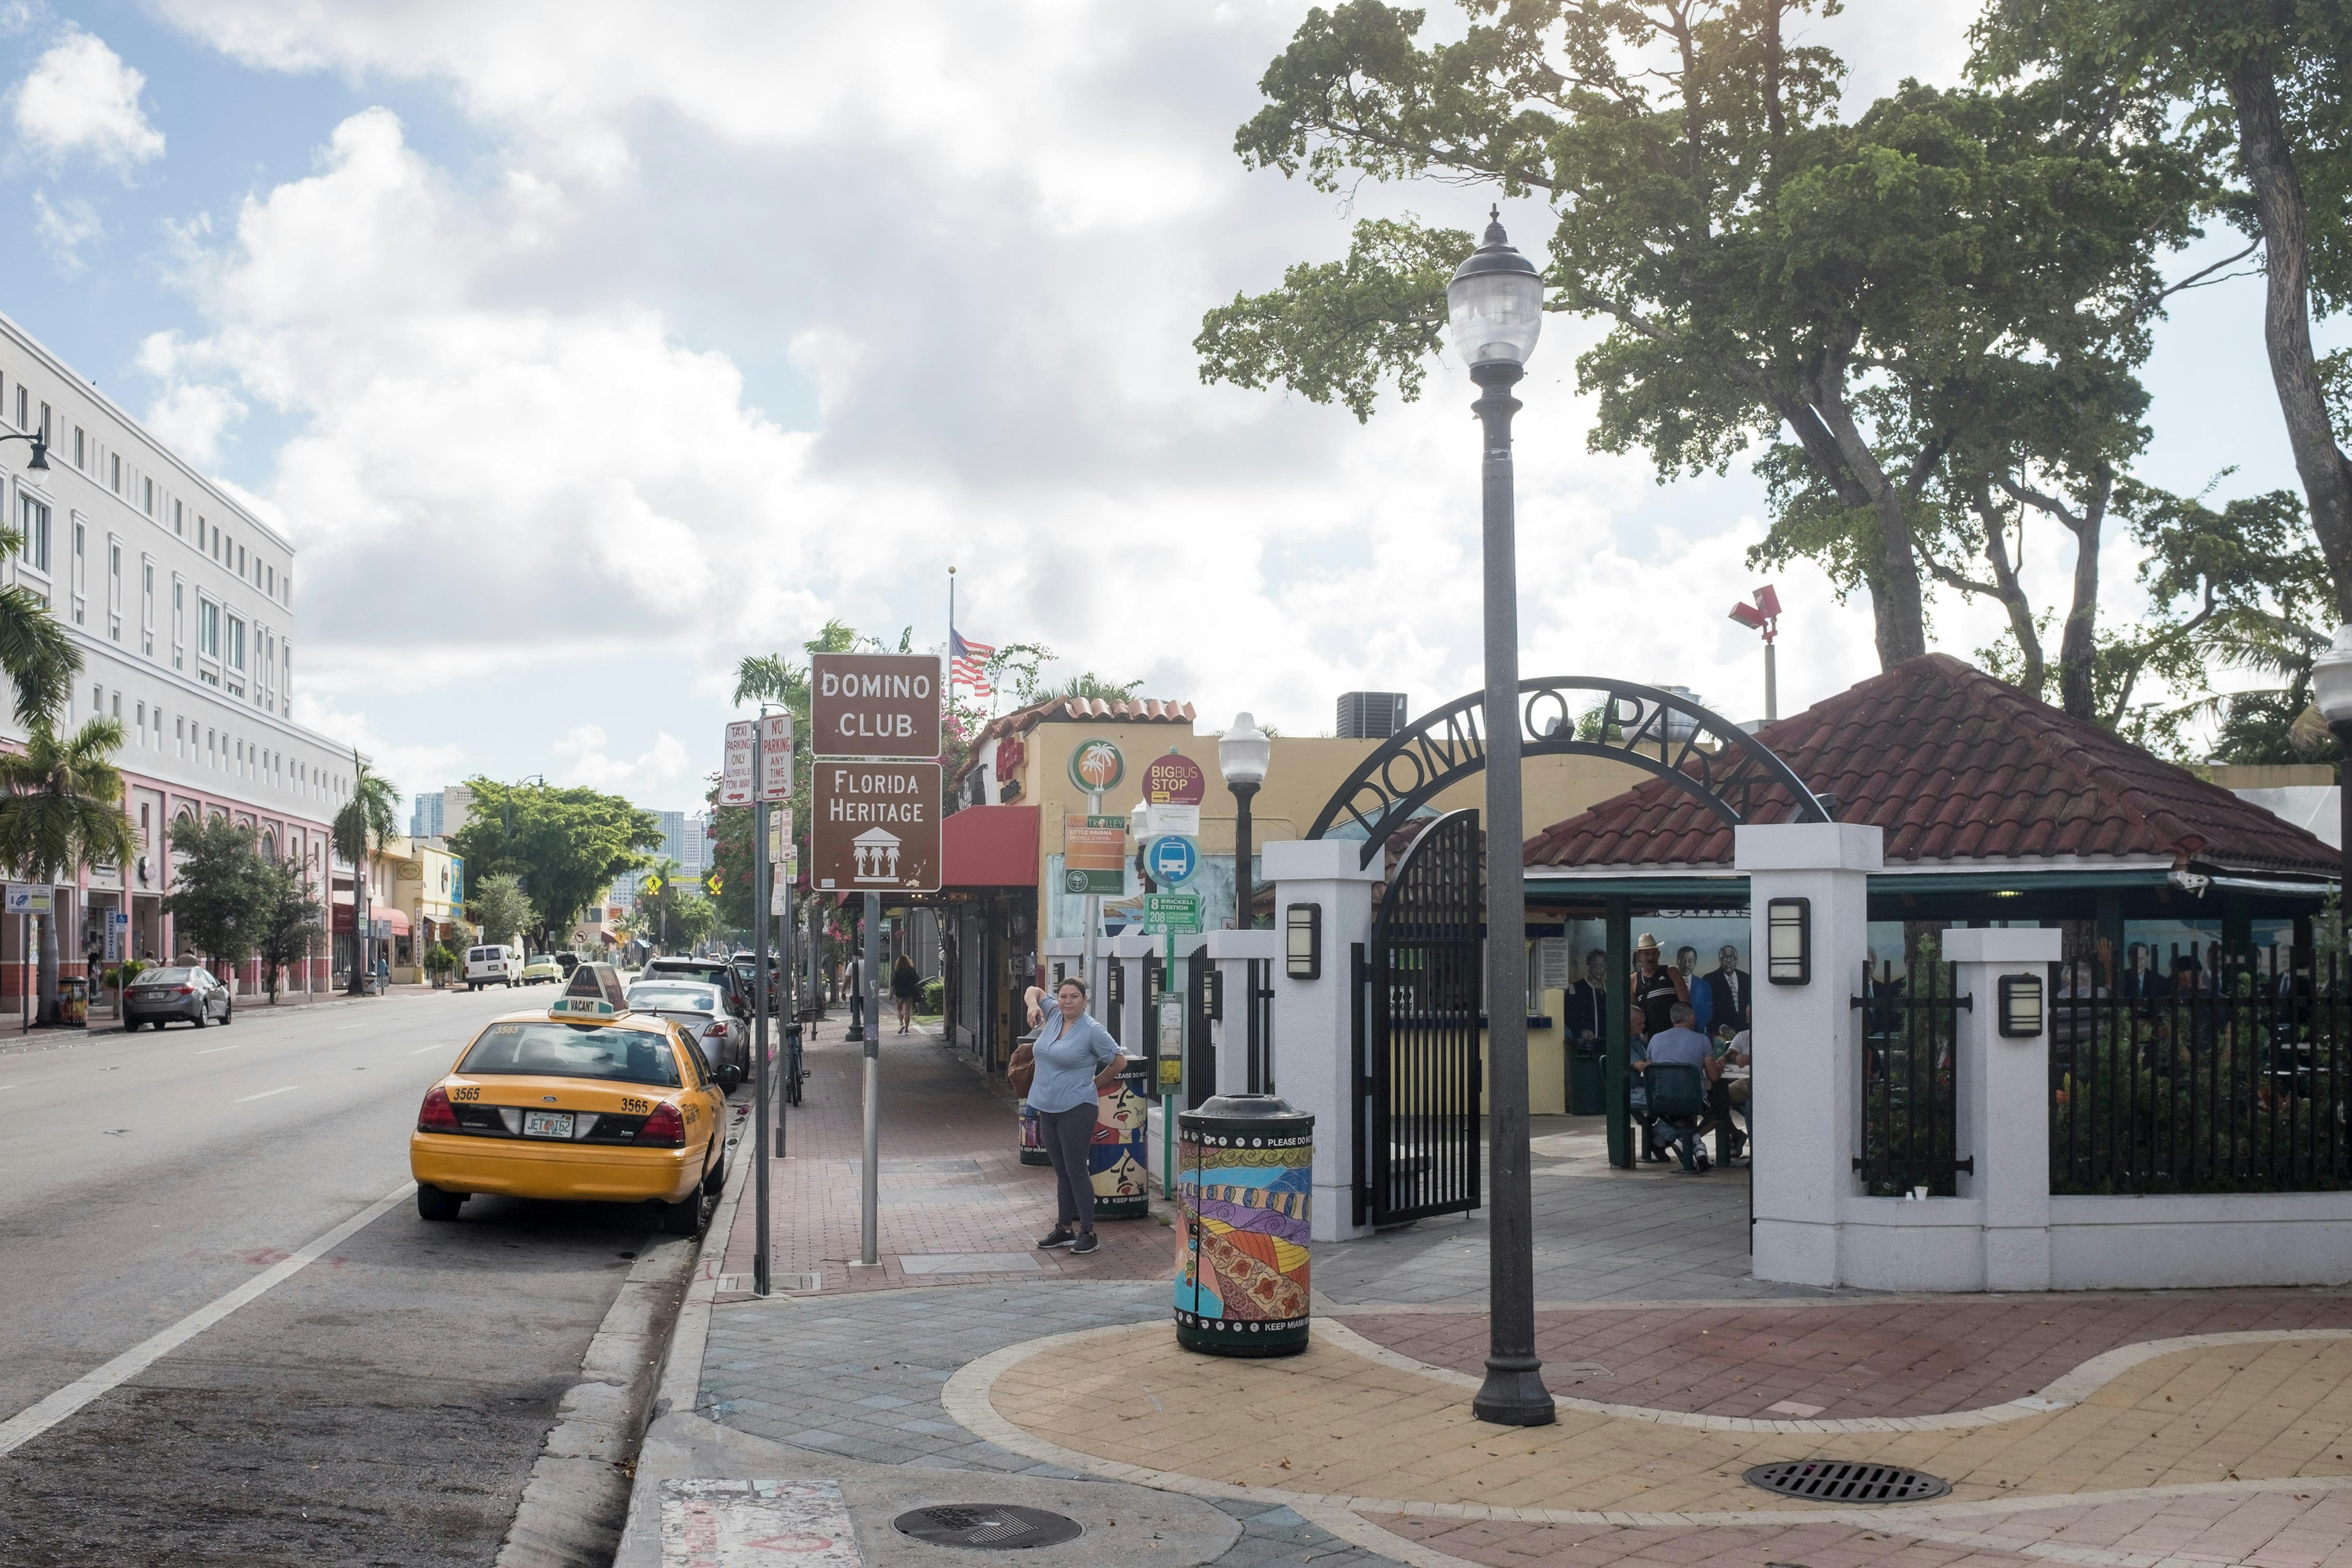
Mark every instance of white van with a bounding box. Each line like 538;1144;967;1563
464;944;522;990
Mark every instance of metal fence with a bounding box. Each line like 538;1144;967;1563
1852;960;1972;1197
2050;946;2352;1195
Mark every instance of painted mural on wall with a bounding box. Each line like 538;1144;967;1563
1174;1106;1312;1356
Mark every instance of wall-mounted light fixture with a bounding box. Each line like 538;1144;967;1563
1999;973;2045;1038
1766;897;1811;984
1286;902;1322;981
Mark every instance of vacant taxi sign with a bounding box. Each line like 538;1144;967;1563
812;652;941;760
813;761;941;892
551;962;628;1019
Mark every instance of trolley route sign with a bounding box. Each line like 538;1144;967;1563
812;761;941;892
812;653;942;760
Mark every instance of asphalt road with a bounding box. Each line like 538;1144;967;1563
0;984;671;1567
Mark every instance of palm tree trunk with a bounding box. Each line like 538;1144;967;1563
36;906;56;1025
348;856;370;995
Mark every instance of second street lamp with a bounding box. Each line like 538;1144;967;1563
1449;207;1555;1428
2310;625;2352;900
1218;712;1271;944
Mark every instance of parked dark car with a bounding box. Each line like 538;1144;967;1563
123;965;234;1030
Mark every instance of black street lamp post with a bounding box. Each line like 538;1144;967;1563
1450;208;1556;1428
1219;711;1271;937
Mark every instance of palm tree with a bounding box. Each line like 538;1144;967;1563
332;750;401;995
0;526;81;726
0;718;135;1023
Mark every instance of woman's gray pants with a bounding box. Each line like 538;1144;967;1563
1037;1102;1098;1231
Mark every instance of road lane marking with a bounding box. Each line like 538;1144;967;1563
0;1180;414;1456
233;1085;300;1102
409;1044;450;1055
193;1044;241;1055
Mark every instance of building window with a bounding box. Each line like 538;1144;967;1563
173;499;182;536
175;717;183;758
107;541;121;642
12;387;23;429
109;453;120;492
17;494;48;573
71;521;84;625
199;597;220;659
38;402;50;443
142;477;153;514
73;428;85;469
228;615;245;671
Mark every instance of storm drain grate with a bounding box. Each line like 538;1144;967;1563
889;1504;1082;1551
1744;1459;1951;1504
892;1505;1084;1550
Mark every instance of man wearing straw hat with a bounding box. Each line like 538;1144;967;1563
1630;933;1686;1047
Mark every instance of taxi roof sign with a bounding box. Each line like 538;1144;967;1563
551;962;628;1020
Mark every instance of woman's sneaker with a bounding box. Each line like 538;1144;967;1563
1069;1231;1100;1256
1038;1226;1076;1250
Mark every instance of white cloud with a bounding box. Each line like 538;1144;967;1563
31;187;97;274
551;725;694;795
290;692;466;809
140;0;2223;796
10;28;164;170
141;378;246;464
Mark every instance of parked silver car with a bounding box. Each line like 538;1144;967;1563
623;981;747;1091
123;965;235;1030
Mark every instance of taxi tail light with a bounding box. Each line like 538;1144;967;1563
417;1086;461;1132
639;1102;685;1147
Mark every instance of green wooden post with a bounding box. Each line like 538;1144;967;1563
1605;895;1632;1169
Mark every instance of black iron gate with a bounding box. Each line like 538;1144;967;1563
1354;808;1482;1226
1852;960;1973;1196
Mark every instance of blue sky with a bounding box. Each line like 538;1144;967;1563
0;1;2338;820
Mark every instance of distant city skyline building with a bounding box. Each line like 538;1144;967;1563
411;791;443;839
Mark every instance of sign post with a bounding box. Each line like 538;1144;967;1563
747;714;773;1298
758;713;793;1166
1143;889;1202;1197
810;652;943;1272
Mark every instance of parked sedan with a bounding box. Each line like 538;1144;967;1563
123;966;234;1030
624;981;747;1091
518;954;564;986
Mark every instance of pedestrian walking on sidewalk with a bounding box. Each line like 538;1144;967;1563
891;954;919;1034
1023;978;1126;1256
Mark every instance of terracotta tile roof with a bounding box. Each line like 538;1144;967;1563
1525;654;2337;878
953;696;1197;791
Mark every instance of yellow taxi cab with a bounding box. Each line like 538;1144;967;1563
410;963;731;1234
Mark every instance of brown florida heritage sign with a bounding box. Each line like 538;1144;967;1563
813;761;942;893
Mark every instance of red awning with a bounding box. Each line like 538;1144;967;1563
942;805;1039;888
332;902;412;935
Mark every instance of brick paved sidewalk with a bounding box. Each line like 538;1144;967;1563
714;1019;1176;1298
1339;1289;2352;1421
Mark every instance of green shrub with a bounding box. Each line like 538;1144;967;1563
919;977;944;1015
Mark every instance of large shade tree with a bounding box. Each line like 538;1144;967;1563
448;780;660;949
0;719;135;1022
1196;0;2209;686
331;750;401;993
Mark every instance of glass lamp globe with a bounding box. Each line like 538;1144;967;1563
1447;208;1544;369
2313;624;2352;725
1218;713;1272;788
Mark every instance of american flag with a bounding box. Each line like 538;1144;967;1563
951;630;995;696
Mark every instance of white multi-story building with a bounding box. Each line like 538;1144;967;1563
0;308;368;991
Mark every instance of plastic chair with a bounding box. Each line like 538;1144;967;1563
1643;1061;1710;1170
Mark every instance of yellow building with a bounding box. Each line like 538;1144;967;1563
388;835;470;983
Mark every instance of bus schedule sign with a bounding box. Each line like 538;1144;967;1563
813;761;941;892
812;653;941;759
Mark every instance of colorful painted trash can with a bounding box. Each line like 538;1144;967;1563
1090;1063;1153;1220
1174;1093;1313;1357
56;974;88;1028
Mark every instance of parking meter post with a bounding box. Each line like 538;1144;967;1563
859;891;881;1267
752;775;772;1299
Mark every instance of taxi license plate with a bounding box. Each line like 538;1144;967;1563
524;1110;575;1139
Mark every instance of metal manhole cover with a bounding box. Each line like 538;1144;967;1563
891;1504;1085;1550
1744;1459;1951;1504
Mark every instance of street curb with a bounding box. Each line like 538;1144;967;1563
609;1099;763;1566
493;1098;753;1568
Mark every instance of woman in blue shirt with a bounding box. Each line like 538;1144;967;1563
1025;978;1126;1254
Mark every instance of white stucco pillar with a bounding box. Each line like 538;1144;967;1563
1204;930;1281;1096
1107;932;1156;1056
1945;926;2059;1290
1264;839;1381;1243
1738;821;1882;1286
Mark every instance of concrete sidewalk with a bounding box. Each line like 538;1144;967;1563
616;1018;2352;1568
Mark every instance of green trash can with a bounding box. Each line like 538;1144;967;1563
1567;1045;1607;1115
